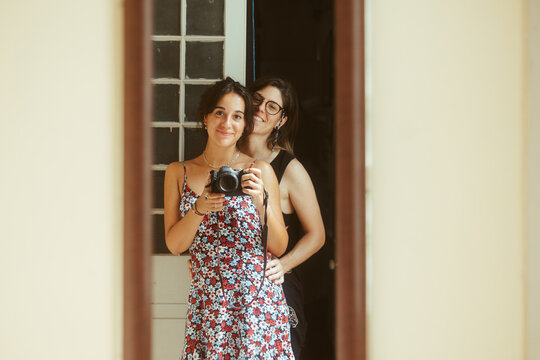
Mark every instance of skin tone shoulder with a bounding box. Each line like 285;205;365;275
163;91;288;257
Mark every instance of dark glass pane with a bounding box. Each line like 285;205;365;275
153;84;179;122
153;41;180;78
185;41;223;79
153;170;165;209
184;84;211;122
154;127;179;164
186;0;224;36
153;214;169;254
154;0;180;35
184;127;206;161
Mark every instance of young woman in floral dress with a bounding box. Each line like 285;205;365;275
164;77;295;359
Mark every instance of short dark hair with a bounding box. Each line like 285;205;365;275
247;76;299;154
197;77;254;143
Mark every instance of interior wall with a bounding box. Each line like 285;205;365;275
526;0;540;359
0;1;123;359
368;1;525;359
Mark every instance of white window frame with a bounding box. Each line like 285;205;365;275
151;0;247;215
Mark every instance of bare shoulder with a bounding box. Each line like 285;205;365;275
282;158;312;185
164;162;186;194
235;152;257;169
252;160;279;187
165;161;185;178
252;159;273;173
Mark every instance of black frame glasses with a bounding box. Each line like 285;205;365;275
253;93;285;116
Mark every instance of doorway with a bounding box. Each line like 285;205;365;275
248;1;335;358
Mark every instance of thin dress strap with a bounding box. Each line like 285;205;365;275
249;160;256;168
182;161;188;192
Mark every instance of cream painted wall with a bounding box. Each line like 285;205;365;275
368;1;525;359
0;1;123;359
526;1;540;359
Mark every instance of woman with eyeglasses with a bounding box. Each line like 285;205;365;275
241;76;326;359
164;77;294;359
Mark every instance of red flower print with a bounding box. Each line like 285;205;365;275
179;187;293;359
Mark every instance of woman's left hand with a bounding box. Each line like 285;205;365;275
241;167;265;211
266;256;285;285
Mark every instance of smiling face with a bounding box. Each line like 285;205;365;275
204;92;246;148
252;86;287;136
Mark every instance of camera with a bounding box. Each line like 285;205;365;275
209;166;247;196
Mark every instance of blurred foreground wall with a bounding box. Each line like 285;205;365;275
368;0;528;359
0;1;123;359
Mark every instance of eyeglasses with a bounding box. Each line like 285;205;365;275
253;92;285;116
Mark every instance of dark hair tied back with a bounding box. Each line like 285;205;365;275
196;77;254;144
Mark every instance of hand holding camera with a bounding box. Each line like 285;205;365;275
238;167;266;212
205;165;266;212
193;176;226;215
208;166;247;196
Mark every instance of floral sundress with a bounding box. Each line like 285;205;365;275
180;162;294;360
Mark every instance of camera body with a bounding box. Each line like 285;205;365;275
209;166;247;196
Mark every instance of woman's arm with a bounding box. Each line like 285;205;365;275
242;160;288;256
277;159;325;273
163;162;225;255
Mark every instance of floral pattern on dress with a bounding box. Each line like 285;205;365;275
179;165;294;360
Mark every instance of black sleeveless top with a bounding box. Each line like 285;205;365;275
270;150;303;256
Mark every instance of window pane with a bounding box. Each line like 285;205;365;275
185;41;223;79
153;170;165;209
153;41;180;78
153;84;179;122
184;84;211;122
186;0;224;36
184;127;206;161
154;127;179;164
154;0;180;35
153;214;169;254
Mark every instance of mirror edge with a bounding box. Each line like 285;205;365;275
334;0;367;359
123;0;153;359
122;0;367;358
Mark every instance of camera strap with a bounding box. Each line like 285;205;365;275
216;189;269;311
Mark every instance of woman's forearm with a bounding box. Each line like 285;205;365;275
165;205;204;255
279;230;325;273
264;204;289;256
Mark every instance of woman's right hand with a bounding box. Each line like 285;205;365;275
195;184;226;214
266;256;285;285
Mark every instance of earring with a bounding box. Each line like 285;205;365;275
271;125;280;152
204;122;207;130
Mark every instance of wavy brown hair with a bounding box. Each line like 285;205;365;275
247;76;299;154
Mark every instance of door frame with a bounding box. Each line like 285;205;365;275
122;0;366;358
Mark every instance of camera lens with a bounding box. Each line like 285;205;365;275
218;173;239;193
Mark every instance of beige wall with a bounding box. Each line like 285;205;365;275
368;0;525;359
527;0;540;359
1;0;533;359
0;1;123;359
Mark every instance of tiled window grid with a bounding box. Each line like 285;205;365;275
151;0;246;253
